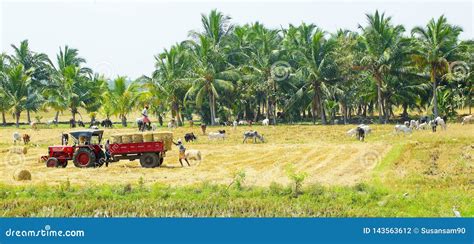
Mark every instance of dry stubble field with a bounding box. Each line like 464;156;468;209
0;123;472;188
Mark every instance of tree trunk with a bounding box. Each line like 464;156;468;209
27;110;31;124
208;90;216;125
431;67;439;118
375;77;384;124
311;84;317;124
2;111;6;126
121;115;127;127
265;97;270;120
15;112;20;128
316;83;326;125
402;104;408;119
54;111;59;125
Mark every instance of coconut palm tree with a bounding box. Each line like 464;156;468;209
109;76;139;127
0;63;32;127
10;40;51;123
285;24;337;125
358;10;405;123
411;15;463;117
152;43;191;125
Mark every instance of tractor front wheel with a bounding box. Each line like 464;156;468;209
140;153;160;168
73;148;97;168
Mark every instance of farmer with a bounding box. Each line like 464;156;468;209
173;139;190;167
142;105;151;128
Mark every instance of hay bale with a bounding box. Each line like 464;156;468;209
143;133;154;142
132;134;143;143
111;135;122;144
153;131;173;150
9;146;27;154
121;134;133;143
13;169;31;181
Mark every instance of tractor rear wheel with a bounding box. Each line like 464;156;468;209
46;157;59;167
140;153;159;168
73;148;96;168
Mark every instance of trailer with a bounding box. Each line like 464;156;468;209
108;141;166;168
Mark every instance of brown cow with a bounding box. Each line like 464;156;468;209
201;124;207;135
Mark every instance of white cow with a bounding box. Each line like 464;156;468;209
435;117;447;130
262;118;269;126
417;122;430;130
167;121;177;129
208;132;226;140
461;115;473;125
409;120;419;129
346;124;371;137
395;124;412;134
238;120;248;125
185;149;202;161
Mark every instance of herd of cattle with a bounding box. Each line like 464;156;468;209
10;115;474;146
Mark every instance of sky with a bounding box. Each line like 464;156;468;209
1;0;473;79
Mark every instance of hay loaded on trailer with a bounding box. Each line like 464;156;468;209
42;129;173;168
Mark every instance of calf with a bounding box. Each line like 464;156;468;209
201;124;207;135
77;120;85;127
184;133;197;142
101;119;113;128
409;120;419;129
418;122;429;130
243;131;265;143
262;118;269;126
30;121;38;130
356;127;365;142
22;134;30;145
233;120;238;130
435;116;446;130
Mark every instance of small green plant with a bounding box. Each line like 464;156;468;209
138;176;145;189
35;115;43;123
285;164;307;197
228;170;246;191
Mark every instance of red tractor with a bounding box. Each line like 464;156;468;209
43;130;106;168
43;129;168;168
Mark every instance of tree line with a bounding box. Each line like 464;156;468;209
0;10;472;127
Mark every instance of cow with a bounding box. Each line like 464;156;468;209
409;120;419;129
418;122;430;130
435;116;446;130
419;116;429;124
22;134;30;145
201;124;207;135
462;115;473;125
243;131;265;143
347;124;371;140
185;149;202;162
262;118;269;126
13;132;21;145
238;120;248;125
77;120;85;127
208;132;226;140
395;124;412;134
101;119;113;128
184;133;197;142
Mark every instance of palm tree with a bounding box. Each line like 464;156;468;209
185;10;237;125
358;10;405;123
285;24;336;125
152;43;191;125
10;40;51;123
1;64;31;127
411;15;463;117
109;76;139;127
46;46;96;122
